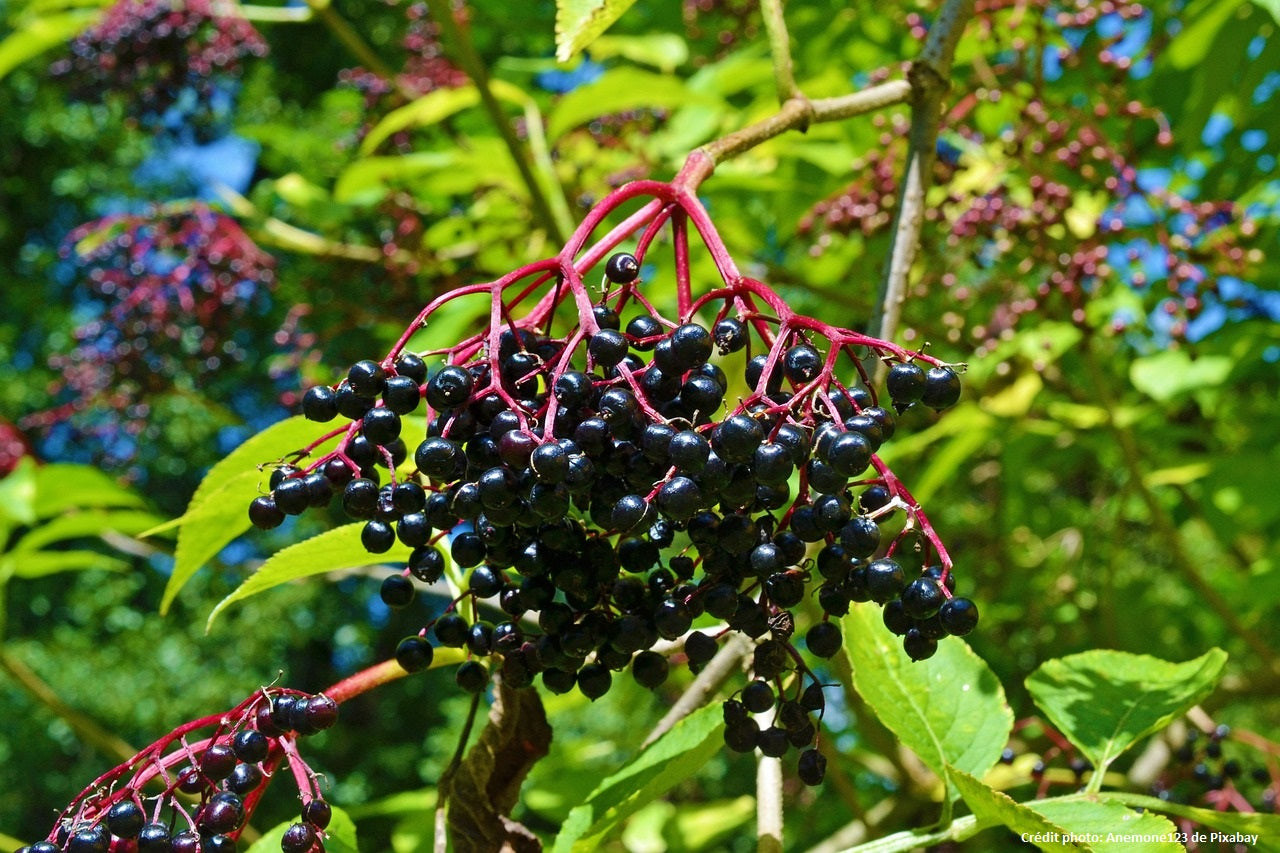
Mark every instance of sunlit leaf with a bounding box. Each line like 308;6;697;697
548;68;717;140
843;602;1013;800
207;523;410;630
0;9;101;80
359;85;480;156
1026;648;1227;775
555;0;638;63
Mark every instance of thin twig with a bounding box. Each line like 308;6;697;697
756;703;784;853
434;691;483;853
642;632;755;748
761;0;801;102
428;3;568;244
874;0;977;350
305;0;398;81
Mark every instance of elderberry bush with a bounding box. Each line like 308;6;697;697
15;689;336;853
246;173;977;785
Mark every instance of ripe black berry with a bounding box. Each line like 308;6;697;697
783;344;822;384
903;628;938;661
68;826;110;853
866;558;906;603
741;679;774;713
604;251;640;283
137;824;172;853
248;495;286;530
684;631;718;665
361;520;396;553
106;800;146;838
724;719;759;752
805;621;843;658
201;744;237;780
577;662;612;700
281;822;317;853
798;748;827;785
396;636;434;672
712;414;765;463
631;650;669;688
227;763;263;795
920;365;962;409
886;361;926;404
232;729;269;764
825;431;872;477
302;799;332;829
302;385;339;422
348;360;387;397
901;577;945;618
656;476;703;521
380;574;416;608
939;597;979;635
426;365;474;410
455;660;490;693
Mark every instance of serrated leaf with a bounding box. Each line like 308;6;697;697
33;463;145;517
1026;648;1227;777
554;702;724;852
842;602;1013;800
447;683;551;851
547;68;714;140
11;509;161;553
1104;792;1280;851
554;0;638;63
0;9;102;80
1028;797;1183;852
207;524;410;631
950;767;1090;851
5;550;130;578
359;85;480;156
243;804;358;853
152;416;340;614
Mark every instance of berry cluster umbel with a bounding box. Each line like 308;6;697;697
248;165;977;785
16;689;336;853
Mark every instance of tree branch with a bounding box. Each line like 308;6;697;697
874;0;976;348
761;0;801;102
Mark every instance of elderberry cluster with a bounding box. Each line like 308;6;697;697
15;690;336;853
247;177;975;786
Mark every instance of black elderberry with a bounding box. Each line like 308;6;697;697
764;571;806;608
753;640;791;680
901;577;945;618
335;382;376;420
813;492;852;532
231;729;269;764
866;558;906;603
839;515;880;558
800;682;827;713
631;650;669;688
342;478;380;519
920;365;962;409
818;582;851;617
939;597;979;635
860;484;892;513
656;476;703;522
28;843;62;853
451;532;486;567
172;831;202;853
493;621;524;652
703;582;740;619
745;354;782;394
469;565;505;599
577;662;612;701
395;636;434;672
137;824;172;853
611;494;652;532
466;621;495;655
903;628;938;661
378;375;420;415
605;251;640;283
886;361;927;405
741;679;775;713
783;344;823;384
680;373;724;414
684;631;718;665
882;600;912;635
106;800;146;838
380;574;416;608
300;694;339;732
68;826;110;853
200;743;237;780
302;385;339;422
455;660;490;693
724;719;760;753
806;621;843;658
426;365;474;410
433;613;469;647
198;796;245;834
361;520;396;554
281;822;318;853
798;748;827;785
843;414;884;450
752;443;793;486
227;762;263;795
589;329;630;367
824;431;872;477
248;495;286;530
758;726;790;758
393;352;428;384
712;414;765;464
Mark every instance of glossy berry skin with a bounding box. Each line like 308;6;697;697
939;597;980;635
248;496;286;530
866;558;906;603
903;628;938;661
577;662;612;700
713;317;747;354
455;660;490;693
604;252;640;283
302;800;333;829
741;679;774;713
805;621;843;658
901;577;945;618
920;365;962;409
301;385;339;422
380;574;416;608
798;748;827;785
232;729;270;764
631;650;669;688
136;824;172;853
886;361;927;404
425;365;474;410
106;800;146;838
281;822;318;853
684;631;718;664
395;636;434;672
783;344;822;384
656;476;702;522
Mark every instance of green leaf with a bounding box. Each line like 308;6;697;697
0;457;38;529
547;68;716;140
243;804;358;853
3;550;130;579
1165;0;1245;69
588;33;688;72
0;9;101;80
554;702;724;852
554;0;638;63
842;602;1013;800
1130;350;1234;401
207;524;411;631
1025;648;1227;777
33;463;145;517
10;509;161;553
950;767;1087;851
359;85;480;156
1027;797;1183;852
1103;792;1280;851
1253;0;1280;23
153;416;340;614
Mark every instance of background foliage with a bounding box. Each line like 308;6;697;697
1;0;1278;849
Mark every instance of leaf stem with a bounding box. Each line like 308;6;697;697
874;0;976;351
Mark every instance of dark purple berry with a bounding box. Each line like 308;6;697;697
604;252;640;283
